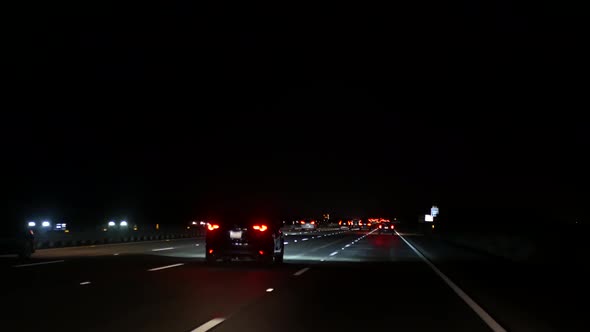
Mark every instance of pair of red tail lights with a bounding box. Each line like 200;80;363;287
207;223;268;232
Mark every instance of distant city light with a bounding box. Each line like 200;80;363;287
191;221;197;225
120;221;128;227
41;221;51;227
27;221;36;227
108;221;116;227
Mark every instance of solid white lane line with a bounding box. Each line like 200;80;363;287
284;242;289;245
293;267;311;276
80;281;91;285
151;247;175;252
190;318;226;332
13;260;65;268
395;231;507;332
148;263;184;272
329;251;339;256
345;244;351;248
302;238;309;241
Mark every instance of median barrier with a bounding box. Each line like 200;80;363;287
34;226;204;249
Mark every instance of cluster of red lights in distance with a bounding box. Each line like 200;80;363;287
252;225;268;231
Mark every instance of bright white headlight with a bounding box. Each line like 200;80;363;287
28;221;36;227
120;221;128;227
41;221;50;227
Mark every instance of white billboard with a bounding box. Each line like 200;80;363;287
425;214;434;222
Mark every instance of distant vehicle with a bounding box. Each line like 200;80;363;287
205;217;284;264
299;219;317;231
338;220;350;230
350;219;361;230
378;222;396;234
359;219;373;230
0;224;35;259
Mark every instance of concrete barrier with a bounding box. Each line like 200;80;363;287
33;226;204;249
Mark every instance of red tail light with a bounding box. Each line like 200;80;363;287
259;250;264;255
379;225;382;229
390;225;394;229
207;223;220;231
339;221;342;225
367;223;371;227
208;249;214;254
253;225;268;231
300;220;305;224
310;221;315;225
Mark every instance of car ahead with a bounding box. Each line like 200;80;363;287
350;219;362;230
205;218;284;264
0;224;35;259
359;220;373;230
299;219;317;231
377;222;396;234
338;220;350;230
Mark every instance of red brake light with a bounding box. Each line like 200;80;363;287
339;221;342;225
367;223;371;227
207;223;220;231
311;221;315;225
208;249;214;254
379;225;382;229
259;250;264;255
391;225;394;229
300;221;305;224
253;225;268;232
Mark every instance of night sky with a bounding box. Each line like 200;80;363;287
5;1;588;227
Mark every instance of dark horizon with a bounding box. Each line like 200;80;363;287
4;109;588;228
5;1;589;228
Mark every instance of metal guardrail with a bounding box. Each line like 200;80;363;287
34;226;203;249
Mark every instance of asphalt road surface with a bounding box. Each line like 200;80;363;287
1;229;586;331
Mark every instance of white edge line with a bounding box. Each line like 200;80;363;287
151;247;175;252
395;231;507;332
190;317;226;332
148;263;185;272
293;267;311;276
329;251;339;256
13;260;65;268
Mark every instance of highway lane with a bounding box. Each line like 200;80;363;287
2;229;585;331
